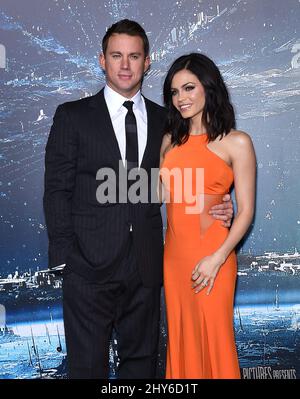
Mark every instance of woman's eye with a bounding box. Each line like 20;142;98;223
171;90;177;96
185;86;195;91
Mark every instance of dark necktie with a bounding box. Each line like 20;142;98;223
123;100;138;170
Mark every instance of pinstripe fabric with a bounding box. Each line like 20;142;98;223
62;236;161;379
44;89;166;287
43;88;166;378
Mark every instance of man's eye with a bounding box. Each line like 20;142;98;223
112;54;121;58
131;55;139;60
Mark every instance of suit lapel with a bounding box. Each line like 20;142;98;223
89;90;161;170
89;89;122;168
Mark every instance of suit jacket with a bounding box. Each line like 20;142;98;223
43;89;166;287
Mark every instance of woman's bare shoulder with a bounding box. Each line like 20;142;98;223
224;130;253;148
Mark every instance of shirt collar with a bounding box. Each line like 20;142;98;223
104;85;144;117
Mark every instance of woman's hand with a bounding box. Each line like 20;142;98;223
191;252;225;295
209;193;233;227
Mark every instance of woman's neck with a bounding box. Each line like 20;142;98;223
189;119;206;136
189;123;207;136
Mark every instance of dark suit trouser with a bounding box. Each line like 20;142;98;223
62;234;161;379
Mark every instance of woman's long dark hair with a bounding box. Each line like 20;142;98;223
163;53;236;144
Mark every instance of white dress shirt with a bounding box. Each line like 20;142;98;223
104;85;147;167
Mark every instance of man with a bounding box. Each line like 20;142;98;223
43;19;233;379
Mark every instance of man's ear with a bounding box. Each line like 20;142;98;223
99;53;105;70
144;55;151;74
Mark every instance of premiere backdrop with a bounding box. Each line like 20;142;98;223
0;0;299;379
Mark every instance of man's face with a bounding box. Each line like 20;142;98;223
100;33;150;98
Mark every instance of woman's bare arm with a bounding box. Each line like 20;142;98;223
192;131;256;294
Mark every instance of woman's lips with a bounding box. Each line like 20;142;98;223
179;104;192;111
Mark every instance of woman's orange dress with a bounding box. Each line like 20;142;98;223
161;134;240;379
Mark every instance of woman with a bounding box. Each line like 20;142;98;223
160;53;256;379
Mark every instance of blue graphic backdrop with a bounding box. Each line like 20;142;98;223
0;0;299;379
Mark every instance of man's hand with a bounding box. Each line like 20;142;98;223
209;194;233;227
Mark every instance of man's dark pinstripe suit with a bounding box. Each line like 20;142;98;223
43;88;167;378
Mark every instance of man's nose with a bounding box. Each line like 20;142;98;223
120;57;129;69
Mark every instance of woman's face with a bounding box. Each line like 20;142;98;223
170;69;206;122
